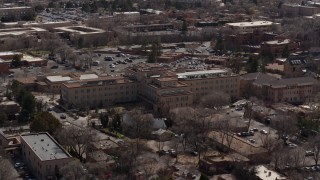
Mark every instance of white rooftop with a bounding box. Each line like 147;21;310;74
80;74;99;80
46;75;71;82
0;51;22;56
21;133;71;161
54;26;105;35
113;11;140;15
0;6;31;10
264;39;291;45
0;27;46;37
255;165;287;180
22;55;46;62
177;69;229;78
227;21;273;27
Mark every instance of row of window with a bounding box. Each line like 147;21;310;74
74;85;136;93
189;79;238;85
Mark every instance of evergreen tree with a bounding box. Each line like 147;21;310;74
112;114;121;131
181;20;188;35
246;57;259;73
147;43;158;63
100;113;109;128
281;44;290;58
199;174;210;180
21;92;36;121
11;55;21;68
30;112;62;135
0;111;8;125
216;36;225;51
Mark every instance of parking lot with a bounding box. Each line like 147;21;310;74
90;53;147;75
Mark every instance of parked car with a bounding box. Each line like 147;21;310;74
104;56;114;61
14;162;22;168
187;149;198;156
281;135;289;141
235;106;243;111
60;114;66;119
171;165;179;171
260;130;268;134
157;150;169;156
51;65;58;69
288;143;297;149
248;139;256;143
168;149;177;157
305;151;314;156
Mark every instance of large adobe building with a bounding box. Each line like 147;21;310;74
61;63;240;111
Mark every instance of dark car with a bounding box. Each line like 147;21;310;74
50;65;58;69
157;150;169;156
168;149;177;157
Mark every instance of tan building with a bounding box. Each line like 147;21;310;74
240;73;319;104
260;39;299;57
0;6;33;21
140;75;193;112
177;69;240;101
226;21;280;33
53;26;107;47
282;4;320;17
127;63;239;111
113;12;140;22
14;73;100;94
20;133;73;180
61;63;240;111
283;58;311;78
61;76;139;108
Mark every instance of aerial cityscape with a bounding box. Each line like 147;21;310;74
0;0;320;180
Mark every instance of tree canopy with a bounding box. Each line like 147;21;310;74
30;112;62;135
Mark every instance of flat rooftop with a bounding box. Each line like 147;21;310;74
227;21;273;27
54;26;105;35
0;6;31;10
22;55;47;62
177;69;230;79
80;74;99;80
46;75;71;82
256;165;287;180
0;27;46;37
21;133;71;161
0;51;22;56
113;11;140;15
63;76;135;88
263;39;291;45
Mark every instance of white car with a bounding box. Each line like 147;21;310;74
260;129;268;134
288;143;297;149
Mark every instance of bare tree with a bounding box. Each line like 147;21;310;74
272;112;298;140
259;133;281;153
199;91;230;110
140;158;157;180
309;134;320;165
171;107;214;163
289;147;306;168
123;108;153;139
59;160;87;180
54;127;97;161
0;157;16;180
